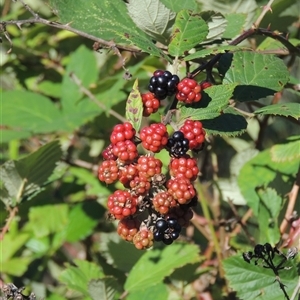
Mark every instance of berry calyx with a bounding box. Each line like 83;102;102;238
176;78;202;104
169;156;199;181
167;177;196;205
148;70;180;100
152;191;177;214
110;122;136;145
141;92;160;117
133;229;154;250
179;120;206;150
107;190;137;219
98;160;119;184
140;123;168;153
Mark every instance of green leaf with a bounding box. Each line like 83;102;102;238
65;202;103;242
59;259;104;297
1;232;30;262
127;0;176;45
38;81;62;98
200;11;227;42
160;0;198;13
124;243;201;292
125;79;143;132
0;140;62;205
29;204;69;238
126;282;169;300
223;13;246;39
179;83;237;122
98;233;144;273
271;136;300;162
198;0;257;29
68;167;110;206
257;188;282;244
218;149;259;205
168;10;208;56
238;149;300;215
2;90;62;133
88;277;120;300
61;45;98;110
223;52;289;94
1;257;33;277
49;0;170;61
184;45;247;61
254;103;300;119
1;130;31;143
223;255;299;300
202;113;247;137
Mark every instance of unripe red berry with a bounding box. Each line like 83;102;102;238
140;123;168;153
110;122;136;145
107;190;137;220
179;120;205;150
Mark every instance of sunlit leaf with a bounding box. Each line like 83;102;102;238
49;0;170;61
88;277;120;300
160;0;198;13
0;141;62;205
59;259;104;297
127;0;175;45
254;103;300;119
29;204;69;237
125;79;143;132
223;52;289;96
223;254;298;300
125;243;202;292
168;10;208;56
271;136;300;162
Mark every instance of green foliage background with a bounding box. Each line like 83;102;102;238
0;0;299;299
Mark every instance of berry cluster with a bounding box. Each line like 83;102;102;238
97;70;208;250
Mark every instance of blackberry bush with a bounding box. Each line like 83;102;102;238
3;2;298;299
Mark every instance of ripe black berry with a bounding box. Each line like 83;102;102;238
163;236;173;245
148;70;180;100
155;219;168;232
166;131;190;158
167;218;181;232
171;231;180;240
154;231;164;241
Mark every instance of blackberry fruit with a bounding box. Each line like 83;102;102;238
148;70;180;100
155;219;168;232
166;131;189;158
154;217;182;245
167;218;181;230
162;236;173;245
154;230;164;241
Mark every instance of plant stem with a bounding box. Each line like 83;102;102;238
195;182;224;278
70;73;127;123
280;167;300;234
253;0;275;29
